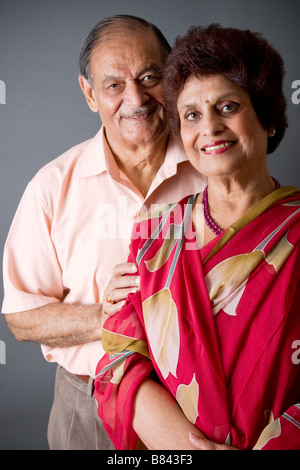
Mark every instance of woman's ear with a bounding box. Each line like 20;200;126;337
268;128;276;137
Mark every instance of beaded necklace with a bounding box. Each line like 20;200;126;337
202;177;281;236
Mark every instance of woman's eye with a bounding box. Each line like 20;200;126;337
186;112;198;121
220;102;239;114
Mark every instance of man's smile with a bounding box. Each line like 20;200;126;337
121;103;158;121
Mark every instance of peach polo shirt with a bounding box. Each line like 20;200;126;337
2;127;206;377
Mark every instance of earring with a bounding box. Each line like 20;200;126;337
269;128;276;137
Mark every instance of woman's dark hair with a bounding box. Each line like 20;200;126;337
164;24;287;154
79;15;171;86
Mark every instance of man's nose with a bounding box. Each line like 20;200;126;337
123;80;147;108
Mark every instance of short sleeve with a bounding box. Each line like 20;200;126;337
2;180;64;313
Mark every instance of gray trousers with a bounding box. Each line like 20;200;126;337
47;365;115;450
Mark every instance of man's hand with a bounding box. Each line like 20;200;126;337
102;262;140;317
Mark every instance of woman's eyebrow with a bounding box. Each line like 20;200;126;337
216;92;241;102
178;102;196;112
178;93;242;110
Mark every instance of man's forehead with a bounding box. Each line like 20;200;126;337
99;24;156;44
94;27;161;57
90;32;163;78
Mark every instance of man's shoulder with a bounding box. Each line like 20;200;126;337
21;133;100;208
27;129;103;192
33;136;93;180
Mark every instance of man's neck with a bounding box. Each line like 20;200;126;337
107;132;169;198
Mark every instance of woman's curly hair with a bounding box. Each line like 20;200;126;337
163;24;287;154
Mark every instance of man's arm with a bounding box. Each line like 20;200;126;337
5;302;102;347
5;262;140;348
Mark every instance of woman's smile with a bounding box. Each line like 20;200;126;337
201;140;238;155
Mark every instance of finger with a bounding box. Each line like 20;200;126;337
106;274;140;299
108;287;139;304
106;293;114;304
107;270;139;296
189;433;235;451
113;262;138;276
105;279;140;304
104;300;126;317
188;432;212;450
113;274;140;290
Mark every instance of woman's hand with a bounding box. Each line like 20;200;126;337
189;432;239;450
102;262;140;317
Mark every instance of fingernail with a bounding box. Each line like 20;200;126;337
130;264;138;273
131;276;140;285
130;287;139;294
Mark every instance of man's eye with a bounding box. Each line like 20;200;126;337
106;83;124;93
141;75;161;86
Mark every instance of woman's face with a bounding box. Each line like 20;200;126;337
177;74;269;180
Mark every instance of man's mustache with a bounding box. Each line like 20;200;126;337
120;102;162;119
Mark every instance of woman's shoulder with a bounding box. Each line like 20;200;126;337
135;194;196;229
129;194;197;256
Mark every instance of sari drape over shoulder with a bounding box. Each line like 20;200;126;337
94;187;300;450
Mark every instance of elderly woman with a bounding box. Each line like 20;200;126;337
94;25;300;450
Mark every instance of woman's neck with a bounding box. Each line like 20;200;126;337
196;172;278;245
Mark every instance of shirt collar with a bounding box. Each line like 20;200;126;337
75;126;189;182
75;127;109;178
159;132;188;173
144;133;188;196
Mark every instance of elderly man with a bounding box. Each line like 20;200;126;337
2;15;205;450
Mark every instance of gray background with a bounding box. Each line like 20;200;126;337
0;0;299;450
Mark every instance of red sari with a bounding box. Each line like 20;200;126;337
94;187;300;450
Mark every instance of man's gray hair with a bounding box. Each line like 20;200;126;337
79;15;171;86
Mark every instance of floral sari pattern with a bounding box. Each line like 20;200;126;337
95;187;300;450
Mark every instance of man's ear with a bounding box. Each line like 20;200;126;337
78;75;99;113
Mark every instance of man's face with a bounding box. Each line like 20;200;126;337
81;29;167;152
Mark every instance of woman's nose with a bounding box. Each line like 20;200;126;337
201;111;225;136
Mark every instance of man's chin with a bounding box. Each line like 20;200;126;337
121;119;167;141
